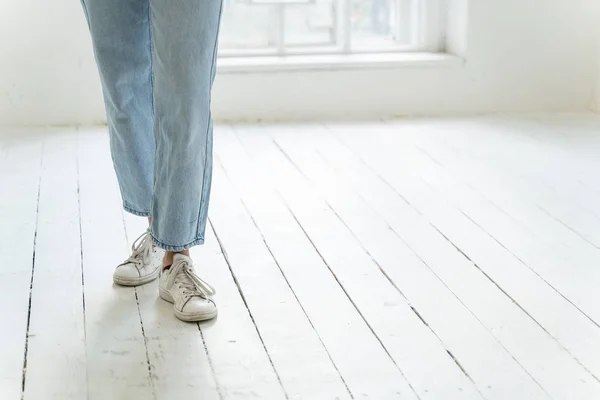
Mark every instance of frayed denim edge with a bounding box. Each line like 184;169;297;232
150;233;205;251
123;203;151;217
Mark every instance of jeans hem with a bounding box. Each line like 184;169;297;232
123;203;151;217
150;233;205;251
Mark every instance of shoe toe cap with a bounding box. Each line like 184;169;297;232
113;263;140;279
181;297;216;315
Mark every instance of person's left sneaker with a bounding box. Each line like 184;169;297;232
159;254;217;322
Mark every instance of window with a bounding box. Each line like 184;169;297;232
219;0;445;57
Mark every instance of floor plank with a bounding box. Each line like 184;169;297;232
77;129;155;400
0;133;43;399
23;131;87;399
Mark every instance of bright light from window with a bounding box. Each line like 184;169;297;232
219;0;443;57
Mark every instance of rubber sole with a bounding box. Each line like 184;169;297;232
159;287;218;322
113;266;161;287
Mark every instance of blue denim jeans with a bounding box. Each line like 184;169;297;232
80;0;223;251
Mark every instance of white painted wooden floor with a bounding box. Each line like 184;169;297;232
3;114;600;400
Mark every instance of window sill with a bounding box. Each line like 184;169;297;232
217;52;464;74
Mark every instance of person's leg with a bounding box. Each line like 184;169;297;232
149;0;221;266
148;0;223;254
80;0;155;215
81;0;164;286
150;0;223;322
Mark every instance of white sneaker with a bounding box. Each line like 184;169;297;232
159;254;217;322
113;230;163;286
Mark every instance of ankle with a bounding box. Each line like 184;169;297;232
163;250;190;269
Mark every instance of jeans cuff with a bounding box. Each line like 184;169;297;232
123;202;151;217
150;233;205;251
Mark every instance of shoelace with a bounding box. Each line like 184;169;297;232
167;258;216;299
120;230;153;270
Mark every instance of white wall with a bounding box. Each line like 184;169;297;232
1;0;600;126
0;0;104;126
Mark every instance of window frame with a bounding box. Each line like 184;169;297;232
218;0;445;58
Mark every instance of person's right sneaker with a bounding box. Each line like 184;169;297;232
113;230;163;286
159;254;217;322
